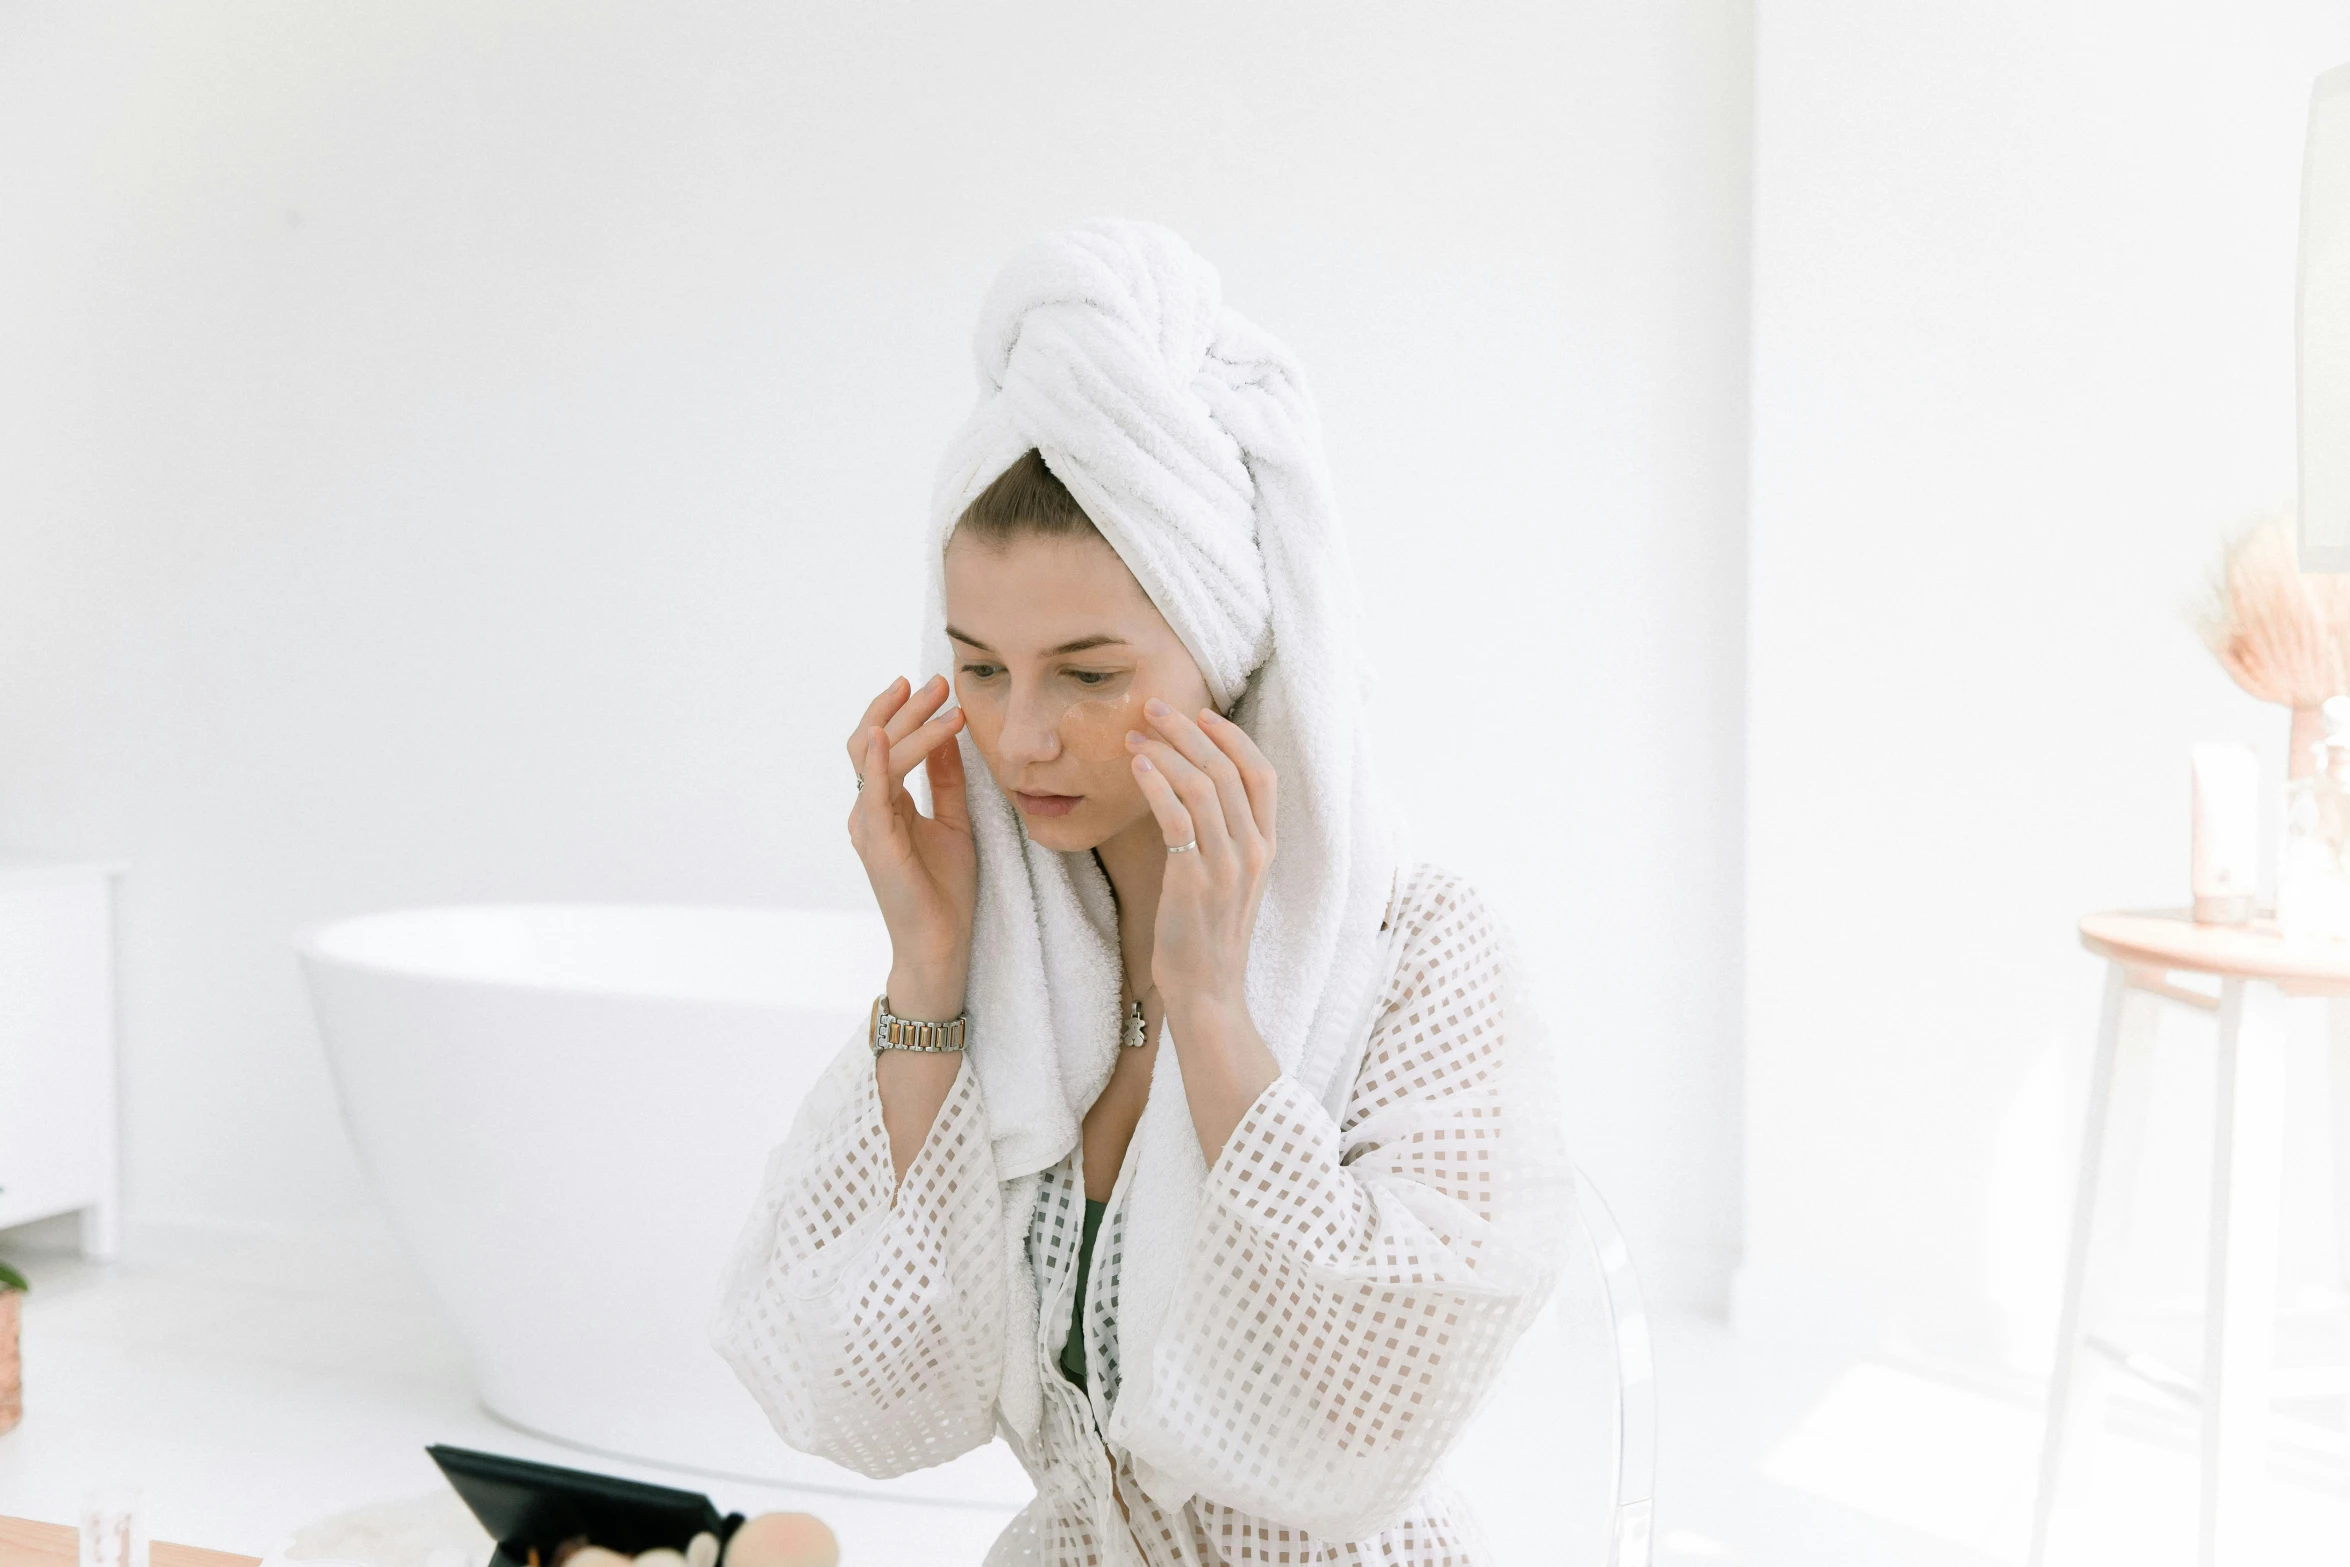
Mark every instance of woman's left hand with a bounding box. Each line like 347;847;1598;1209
1126;700;1278;1021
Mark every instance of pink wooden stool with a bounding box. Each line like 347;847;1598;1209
2030;910;2350;1564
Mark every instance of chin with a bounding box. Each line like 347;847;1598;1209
1018;813;1113;854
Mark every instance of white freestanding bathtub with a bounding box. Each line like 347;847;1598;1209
296;903;1033;1508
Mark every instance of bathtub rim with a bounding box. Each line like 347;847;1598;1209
291;899;887;1006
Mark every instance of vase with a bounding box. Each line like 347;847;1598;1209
2292;704;2329;780
2281;703;2350;938
0;1289;19;1435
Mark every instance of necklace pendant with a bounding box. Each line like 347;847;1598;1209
1122;999;1148;1050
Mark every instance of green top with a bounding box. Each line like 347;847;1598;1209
1056;1197;1109;1392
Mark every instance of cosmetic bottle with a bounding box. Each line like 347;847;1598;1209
2191;743;2260;924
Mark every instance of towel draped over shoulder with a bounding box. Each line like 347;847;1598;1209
917;221;1406;1477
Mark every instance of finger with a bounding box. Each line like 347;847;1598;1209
848;677;912;769
1130;754;1197;853
888;707;966;780
848;726;877;842
923;725;971;832
884;673;951;745
853;725;897;841
1129;735;1232;860
1139;700;1252;851
1199;709;1277;844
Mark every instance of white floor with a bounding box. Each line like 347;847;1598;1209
0;1211;2344;1566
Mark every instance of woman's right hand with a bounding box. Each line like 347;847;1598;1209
847;674;976;1021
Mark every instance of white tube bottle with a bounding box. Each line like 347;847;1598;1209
2191;743;2261;925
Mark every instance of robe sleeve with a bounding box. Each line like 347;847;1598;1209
710;1032;1009;1479
1122;868;1570;1540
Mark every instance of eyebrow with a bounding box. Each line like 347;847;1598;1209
945;627;1131;657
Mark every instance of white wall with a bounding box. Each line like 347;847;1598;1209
0;3;1753;1310
1746;0;2350;1362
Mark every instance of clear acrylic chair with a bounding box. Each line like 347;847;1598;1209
1444;1164;1657;1565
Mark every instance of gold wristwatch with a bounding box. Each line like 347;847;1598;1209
868;995;968;1054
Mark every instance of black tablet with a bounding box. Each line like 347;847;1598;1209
426;1444;742;1567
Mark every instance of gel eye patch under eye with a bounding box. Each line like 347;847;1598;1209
1057;688;1148;762
949;678;1165;764
956;687;1004;755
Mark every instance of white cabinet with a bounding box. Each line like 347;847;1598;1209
0;859;123;1258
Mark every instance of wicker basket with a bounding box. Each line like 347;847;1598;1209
0;1289;20;1436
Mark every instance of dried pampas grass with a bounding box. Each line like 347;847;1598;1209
2196;515;2350;709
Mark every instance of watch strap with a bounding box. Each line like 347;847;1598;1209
869;994;968;1054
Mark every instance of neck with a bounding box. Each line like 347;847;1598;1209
1094;813;1168;992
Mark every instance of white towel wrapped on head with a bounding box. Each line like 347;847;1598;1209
917;219;1405;1480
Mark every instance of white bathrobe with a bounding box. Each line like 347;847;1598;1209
712;223;1570;1564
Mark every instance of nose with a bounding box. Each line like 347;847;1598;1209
997;688;1063;769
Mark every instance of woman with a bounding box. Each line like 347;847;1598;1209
713;221;1569;1566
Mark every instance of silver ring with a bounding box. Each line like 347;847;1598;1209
1167;839;1196;854
854;774;865;793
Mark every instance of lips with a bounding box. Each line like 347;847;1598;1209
1014;790;1082;818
